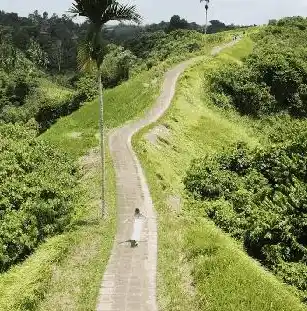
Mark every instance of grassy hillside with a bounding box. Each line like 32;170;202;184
133;37;307;311
0;30;234;310
185;17;307;301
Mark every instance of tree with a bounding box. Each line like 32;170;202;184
207;20;226;34
50;39;63;72
69;0;141;217
26;38;49;68
167;15;189;32
200;0;210;34
0;28;17;72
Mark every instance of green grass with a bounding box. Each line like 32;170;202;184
0;147;116;311
40;66;165;158
133;37;307;311
41;30;237;159
0;31;251;310
39;78;73;102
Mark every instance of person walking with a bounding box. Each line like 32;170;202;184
130;208;146;247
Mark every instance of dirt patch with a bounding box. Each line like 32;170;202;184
166;195;181;213
145;125;171;146
67;132;82;139
79;147;100;172
181;257;196;299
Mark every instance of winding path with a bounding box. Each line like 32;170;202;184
96;40;239;311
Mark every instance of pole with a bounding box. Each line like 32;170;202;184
98;71;106;218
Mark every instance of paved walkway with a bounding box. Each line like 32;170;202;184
97;40;239;311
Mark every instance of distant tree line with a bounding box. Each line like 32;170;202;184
0;10;252;73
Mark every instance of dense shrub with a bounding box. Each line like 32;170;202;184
184;135;307;299
34;92;84;133
100;44;137;88
75;74;97;102
126;30;204;69
210;17;307;118
0;69;38;109
0;123;79;271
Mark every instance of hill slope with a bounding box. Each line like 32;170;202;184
0;30;234;311
133;35;307;310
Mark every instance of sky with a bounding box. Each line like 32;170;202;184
1;0;307;26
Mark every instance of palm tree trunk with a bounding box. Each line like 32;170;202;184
205;10;208;34
98;71;106;218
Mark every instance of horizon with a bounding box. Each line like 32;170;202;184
1;0;307;26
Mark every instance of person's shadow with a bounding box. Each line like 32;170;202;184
118;239;146;247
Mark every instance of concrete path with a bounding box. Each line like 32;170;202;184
96;40;239;311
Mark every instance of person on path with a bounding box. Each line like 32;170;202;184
130;208;146;247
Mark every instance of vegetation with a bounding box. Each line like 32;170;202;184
184;136;307;300
210;17;307;117
0;18;234;311
70;0;142;216
0;123;78;272
182;17;307;302
0;146;116;311
1;3;307;310
0;9;248;74
126;30;205;70
134;35;306;310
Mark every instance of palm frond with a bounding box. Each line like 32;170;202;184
101;2;142;24
72;1;141;71
69;0;110;26
77;25;109;71
69;0;142;27
77;40;97;72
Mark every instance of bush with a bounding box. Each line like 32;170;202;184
0;69;37;110
210;18;307;118
0;123;79;271
34;92;84;133
184;136;307;298
126;30;205;70
100;44;137;88
75;74;97;102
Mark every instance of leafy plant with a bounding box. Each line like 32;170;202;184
210;17;307;118
184;135;307;299
0;123;79;271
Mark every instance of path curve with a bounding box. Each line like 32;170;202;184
97;40;239;311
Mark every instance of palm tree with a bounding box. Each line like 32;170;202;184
200;0;210;34
70;0;141;218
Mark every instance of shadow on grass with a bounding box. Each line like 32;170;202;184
73;219;100;227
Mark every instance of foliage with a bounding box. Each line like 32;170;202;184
100;44;137;88
0;8;253;74
210;17;307;118
132;36;306;311
34;92;84;133
167;15;192;32
26;38;49;68
75;73;97;101
0;123;79;272
0;69;38;111
184;135;307;299
126;30;204;69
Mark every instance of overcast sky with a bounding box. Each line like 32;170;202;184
1;0;307;26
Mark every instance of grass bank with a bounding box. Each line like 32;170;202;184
133;37;307;311
0;31;236;310
0;146;116;311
